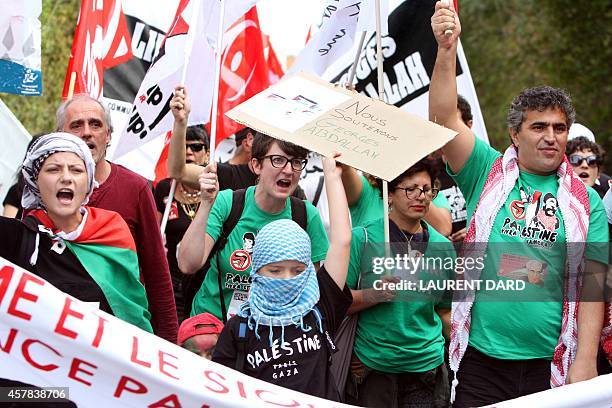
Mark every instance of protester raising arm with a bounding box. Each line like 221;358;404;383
322;153;352;289
429;1;474;174
177;162;219;274
168;85;205;190
339;163;364;206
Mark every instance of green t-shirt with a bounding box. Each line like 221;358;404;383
349;176;383;227
451;138;609;359
191;186;329;319
347;218;455;373
349;175;450;226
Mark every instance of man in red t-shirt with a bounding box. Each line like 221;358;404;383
56;94;178;343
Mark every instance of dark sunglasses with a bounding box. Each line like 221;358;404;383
569;154;599;167
186;143;206;152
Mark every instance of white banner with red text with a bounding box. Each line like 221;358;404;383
0;257;350;407
1;255;609;407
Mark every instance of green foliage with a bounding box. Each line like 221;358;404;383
460;0;612;172
1;0;79;134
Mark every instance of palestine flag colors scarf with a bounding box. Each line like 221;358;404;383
31;207;152;333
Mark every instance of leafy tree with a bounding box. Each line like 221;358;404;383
460;0;612;173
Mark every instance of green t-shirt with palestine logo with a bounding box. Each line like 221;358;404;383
191;186;329;319
349;175;451;227
346;218;455;373
451;138;609;360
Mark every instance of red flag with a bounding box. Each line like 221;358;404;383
62;0;132;99
153;131;173;186
214;6;270;144
262;34;285;84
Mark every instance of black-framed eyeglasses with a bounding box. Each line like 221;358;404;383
569;154;599;167
186;143;206;152
395;185;439;200
262;155;308;171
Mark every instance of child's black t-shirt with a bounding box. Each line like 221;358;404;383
212;265;352;401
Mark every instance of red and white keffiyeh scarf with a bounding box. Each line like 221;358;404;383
449;145;611;402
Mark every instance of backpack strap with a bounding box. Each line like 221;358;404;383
311;305;336;362
235;316;250;373
289;196;308;231
216;189;248;323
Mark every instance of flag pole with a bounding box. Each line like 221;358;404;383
67;72;76;100
160;179;178;235
208;0;227;163
443;0;453;36
374;0;389;246
346;31;366;87
161;0;203;236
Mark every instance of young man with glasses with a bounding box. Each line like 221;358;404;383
168;86;329;322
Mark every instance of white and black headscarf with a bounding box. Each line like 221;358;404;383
21;132;97;210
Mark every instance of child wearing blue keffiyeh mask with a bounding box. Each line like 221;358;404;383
212;153;353;401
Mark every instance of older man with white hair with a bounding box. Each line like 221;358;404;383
56;94;178;343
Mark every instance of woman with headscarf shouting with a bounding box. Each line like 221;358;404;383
0;132;152;332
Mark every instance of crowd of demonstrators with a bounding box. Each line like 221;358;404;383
2;2;611;405
154;125;210;321
55;94;178;343
345;158;454;407
430;2;608;407
168;86;328;323
212;152;352;401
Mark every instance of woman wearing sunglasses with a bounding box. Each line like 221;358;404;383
154;125;209;321
345;158;455;407
565;136;608;198
167;86;328;323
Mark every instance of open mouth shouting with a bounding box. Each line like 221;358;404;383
56;188;75;205
276;178;292;190
577;171;591;183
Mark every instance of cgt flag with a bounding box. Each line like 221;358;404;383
214;6;272;143
264;34;285;83
62;0;132;99
113;0;259;161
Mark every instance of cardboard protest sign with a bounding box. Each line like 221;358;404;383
226;72;456;181
0;257;351;408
